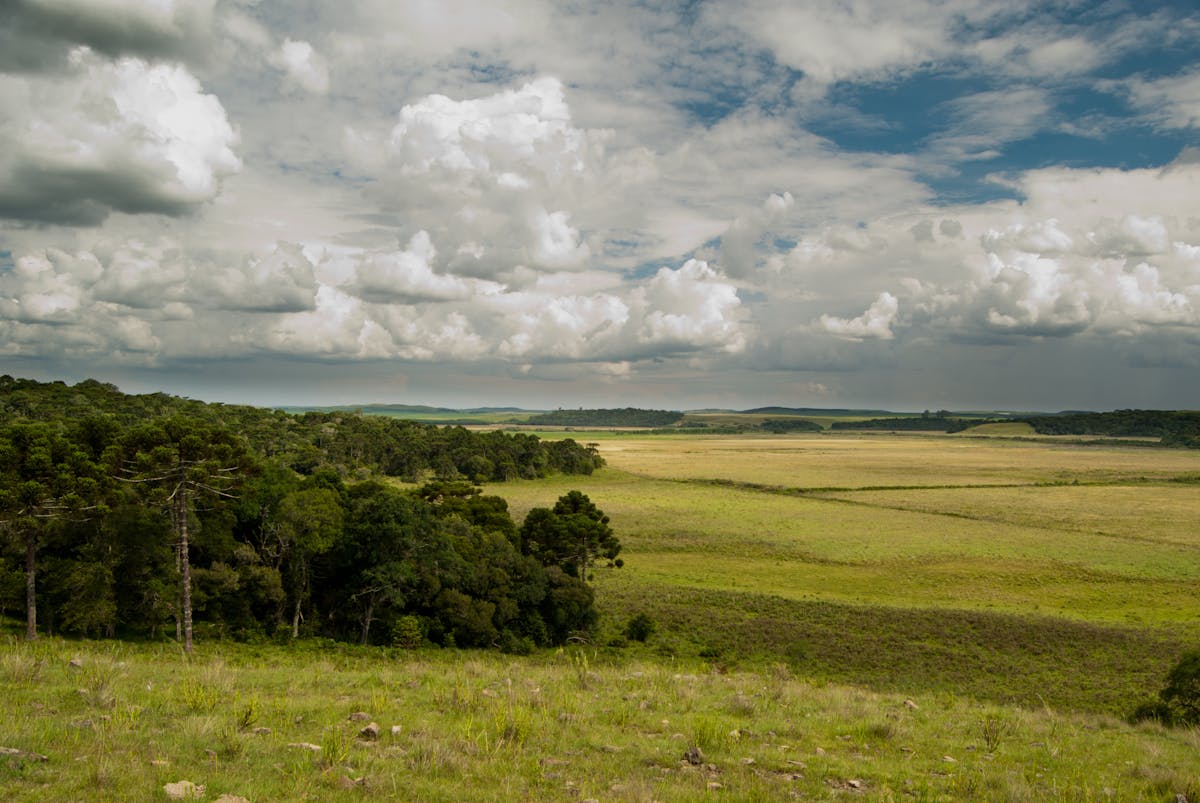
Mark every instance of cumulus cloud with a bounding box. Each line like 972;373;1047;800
353;231;504;303
0;47;240;224
273;38;330;94
818;292;898;340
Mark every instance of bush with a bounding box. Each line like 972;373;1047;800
624;613;655;642
1160;648;1200;725
392;615;423;649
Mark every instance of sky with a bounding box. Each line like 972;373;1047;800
0;0;1198;412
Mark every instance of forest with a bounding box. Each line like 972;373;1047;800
524;407;685;427
1021;409;1200;445
0;377;613;652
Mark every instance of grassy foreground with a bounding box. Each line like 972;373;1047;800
2;635;1198;802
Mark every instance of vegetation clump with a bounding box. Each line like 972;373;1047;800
0;377;615;652
525;407;684;428
1134;648;1200;725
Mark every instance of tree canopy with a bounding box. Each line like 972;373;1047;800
0;376;615;650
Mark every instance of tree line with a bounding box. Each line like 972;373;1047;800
524;408;685;427
1020;410;1200;446
0;378;616;652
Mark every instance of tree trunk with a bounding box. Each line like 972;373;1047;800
292;597;302;639
24;531;37;641
360;596;375;645
179;489;193;654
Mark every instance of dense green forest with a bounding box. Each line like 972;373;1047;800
1021;410;1200;446
0;377;613;652
829;414;975;432
524;407;684;427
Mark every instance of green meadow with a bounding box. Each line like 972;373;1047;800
485;433;1200;715
4;431;1200;800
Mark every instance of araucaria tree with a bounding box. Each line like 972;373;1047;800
114;417;249;653
519;490;620;582
0;422;105;640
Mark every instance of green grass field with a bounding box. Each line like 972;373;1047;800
2;636;1197;801
484;433;1200;715
4;432;1200;800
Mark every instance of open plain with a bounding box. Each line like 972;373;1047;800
4;430;1200;800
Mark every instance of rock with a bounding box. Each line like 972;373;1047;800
0;747;48;762
942;755;957;763
163;780;205;799
707;781;723;790
683;745;704;765
814;746;826;755
390;725;403;736
251;727;271;736
740;757;755;765
358;722;380;741
903;699;918;710
347;711;371;722
68;658;83;669
214;796;251;803
848;779;863;789
288;742;322;752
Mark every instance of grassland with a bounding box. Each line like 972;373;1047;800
4;431;1199;800
2;636;1198;802
484;433;1200;716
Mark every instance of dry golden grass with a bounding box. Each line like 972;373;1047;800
597;433;1200;488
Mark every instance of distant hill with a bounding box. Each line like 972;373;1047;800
741;406;897;417
525;408;684;427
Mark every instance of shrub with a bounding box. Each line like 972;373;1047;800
624;613;655;642
392;615;424;649
1160;648;1200;725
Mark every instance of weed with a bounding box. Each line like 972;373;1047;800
319;726;350;770
182;679;220;712
980;715;1013;752
235;698;259;732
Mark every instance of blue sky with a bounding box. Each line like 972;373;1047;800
0;0;1198;410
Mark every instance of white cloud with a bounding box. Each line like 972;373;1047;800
0;47;240;223
1122;70;1200;130
274;38;330;95
818;292;898;340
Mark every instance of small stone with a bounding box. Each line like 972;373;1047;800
68;658;83;669
740;757;755;765
903;699;918;710
707;781;723;790
786;760;806;769
0;747;48;762
348;712;371;722
390;725;403;736
848;779;863;789
214;796;251;803
814;746;826;755
288;742;322;752
942;755;956;763
358;722;381;741
684;745;704;765
252;727;271;736
600;745;620;753
163;780;205;799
